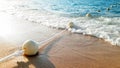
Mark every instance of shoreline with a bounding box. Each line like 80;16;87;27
0;11;120;68
2;0;120;46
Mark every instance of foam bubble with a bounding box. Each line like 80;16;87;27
5;0;120;46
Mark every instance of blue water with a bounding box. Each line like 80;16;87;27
32;0;120;17
7;0;120;46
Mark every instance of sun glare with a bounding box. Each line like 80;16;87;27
0;12;15;37
0;23;14;37
0;1;14;37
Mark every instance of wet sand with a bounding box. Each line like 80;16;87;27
1;9;120;68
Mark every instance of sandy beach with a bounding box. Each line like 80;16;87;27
0;0;120;67
0;11;120;68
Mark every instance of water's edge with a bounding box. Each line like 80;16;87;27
2;0;120;46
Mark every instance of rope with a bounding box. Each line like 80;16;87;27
0;29;67;63
38;29;66;48
0;50;23;63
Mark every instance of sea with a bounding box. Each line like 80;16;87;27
3;0;120;46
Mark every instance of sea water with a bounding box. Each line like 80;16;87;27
4;0;120;46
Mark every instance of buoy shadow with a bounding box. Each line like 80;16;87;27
13;35;64;68
13;55;55;68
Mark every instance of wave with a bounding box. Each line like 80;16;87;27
5;0;120;46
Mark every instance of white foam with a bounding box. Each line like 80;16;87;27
5;0;120;46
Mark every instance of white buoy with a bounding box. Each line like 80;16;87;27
86;13;92;17
22;40;39;56
0;22;74;62
22;22;74;56
67;22;74;28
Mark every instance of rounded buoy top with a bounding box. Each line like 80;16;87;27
106;8;111;11
86;13;92;17
22;40;39;56
97;10;101;12
67;22;74;28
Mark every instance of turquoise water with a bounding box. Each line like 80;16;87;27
6;0;120;46
33;0;120;17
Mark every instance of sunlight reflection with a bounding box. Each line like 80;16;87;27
0;23;14;37
0;12;16;38
0;0;14;37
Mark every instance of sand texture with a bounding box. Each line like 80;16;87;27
0;12;120;68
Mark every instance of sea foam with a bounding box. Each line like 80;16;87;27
4;0;120;46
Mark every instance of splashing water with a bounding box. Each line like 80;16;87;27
0;29;66;63
2;0;120;46
0;0;120;63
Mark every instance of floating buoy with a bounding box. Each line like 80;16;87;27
0;22;72;62
67;22;74;28
22;40;39;56
97;10;101;12
86;13;92;17
106;8;111;11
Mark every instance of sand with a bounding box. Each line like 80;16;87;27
1;9;120;68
